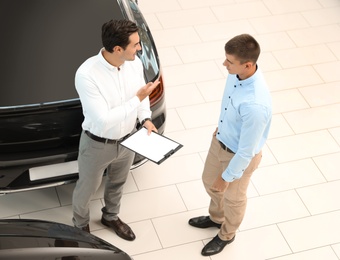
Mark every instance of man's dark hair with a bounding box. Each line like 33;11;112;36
224;34;260;64
101;19;139;53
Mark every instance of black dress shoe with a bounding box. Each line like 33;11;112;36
201;235;235;256
101;217;136;241
188;216;221;229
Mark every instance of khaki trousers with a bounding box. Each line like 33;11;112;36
202;136;262;240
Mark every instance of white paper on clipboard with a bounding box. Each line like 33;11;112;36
120;127;183;164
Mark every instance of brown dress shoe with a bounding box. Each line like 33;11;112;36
74;224;90;233
101;217;136;241
81;224;90;233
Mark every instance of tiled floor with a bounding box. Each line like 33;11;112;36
1;0;340;259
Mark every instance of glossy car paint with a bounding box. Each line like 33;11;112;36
0;219;133;259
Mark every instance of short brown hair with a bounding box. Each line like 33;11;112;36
101;19;139;53
224;34;260;64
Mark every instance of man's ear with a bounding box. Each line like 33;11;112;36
113;46;122;53
245;61;253;69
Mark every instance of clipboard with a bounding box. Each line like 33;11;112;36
120;127;183;164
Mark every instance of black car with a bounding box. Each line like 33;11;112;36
0;0;166;195
0;219;133;260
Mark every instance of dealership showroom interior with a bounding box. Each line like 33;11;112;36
1;0;340;259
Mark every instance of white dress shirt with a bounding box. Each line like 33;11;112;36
75;48;151;139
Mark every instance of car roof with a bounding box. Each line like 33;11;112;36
0;0;125;107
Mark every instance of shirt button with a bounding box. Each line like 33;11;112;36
234;85;236;88
217;132;220;135
228;96;231;98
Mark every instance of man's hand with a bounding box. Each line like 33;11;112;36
143;120;157;135
137;80;160;102
211;175;229;192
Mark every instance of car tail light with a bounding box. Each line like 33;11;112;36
149;74;165;106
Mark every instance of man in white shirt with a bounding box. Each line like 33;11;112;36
72;19;159;241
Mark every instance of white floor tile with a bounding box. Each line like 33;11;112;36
271;246;338;260
299;82;340;107
177;0;234;9
252;159;326;195
163;109;186;133
302;6;340;26
263;0;321;14
256;32;296;52
175;41;225;63
287;24;340;47
328;42;340;60
177;179;210;210
152;208;218;248
196;79;225;102
118;185;187;223
250;13;309;34
20;199;104;231
162;61;223;87
157;8;218;29
329;127;340;145
176;102;220;129
93;220;162;256
208;225;291;260
273;44;337;68
240;190;310;230
132;241;206;260
332;243;340;258
313;152;340;181
152;27;201;49
132;154;204;190
267;130;340;163
0;188;60;218
157;47;182;67
268;114;295;139
165;126;215;157
314;61;340;82
278;211;340;252
264;66;323;92
271;89;310;114
211;2;271;22
297;180;340;214
260;144;278;167
283;104;340;133
194;20;256;42
165;84;205;109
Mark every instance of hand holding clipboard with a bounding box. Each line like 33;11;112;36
120;128;183;164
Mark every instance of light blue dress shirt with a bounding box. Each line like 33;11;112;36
216;67;272;182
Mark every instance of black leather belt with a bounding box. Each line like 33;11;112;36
219;141;235;154
85;130;129;144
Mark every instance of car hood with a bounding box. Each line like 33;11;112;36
0;219;133;260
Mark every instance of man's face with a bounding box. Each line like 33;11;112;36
223;53;246;75
122;32;142;61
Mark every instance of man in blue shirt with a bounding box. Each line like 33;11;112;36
189;34;272;256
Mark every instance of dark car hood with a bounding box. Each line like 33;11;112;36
0;219;132;260
0;0;125;107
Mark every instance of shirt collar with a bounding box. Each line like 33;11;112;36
236;65;260;85
98;48;123;72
